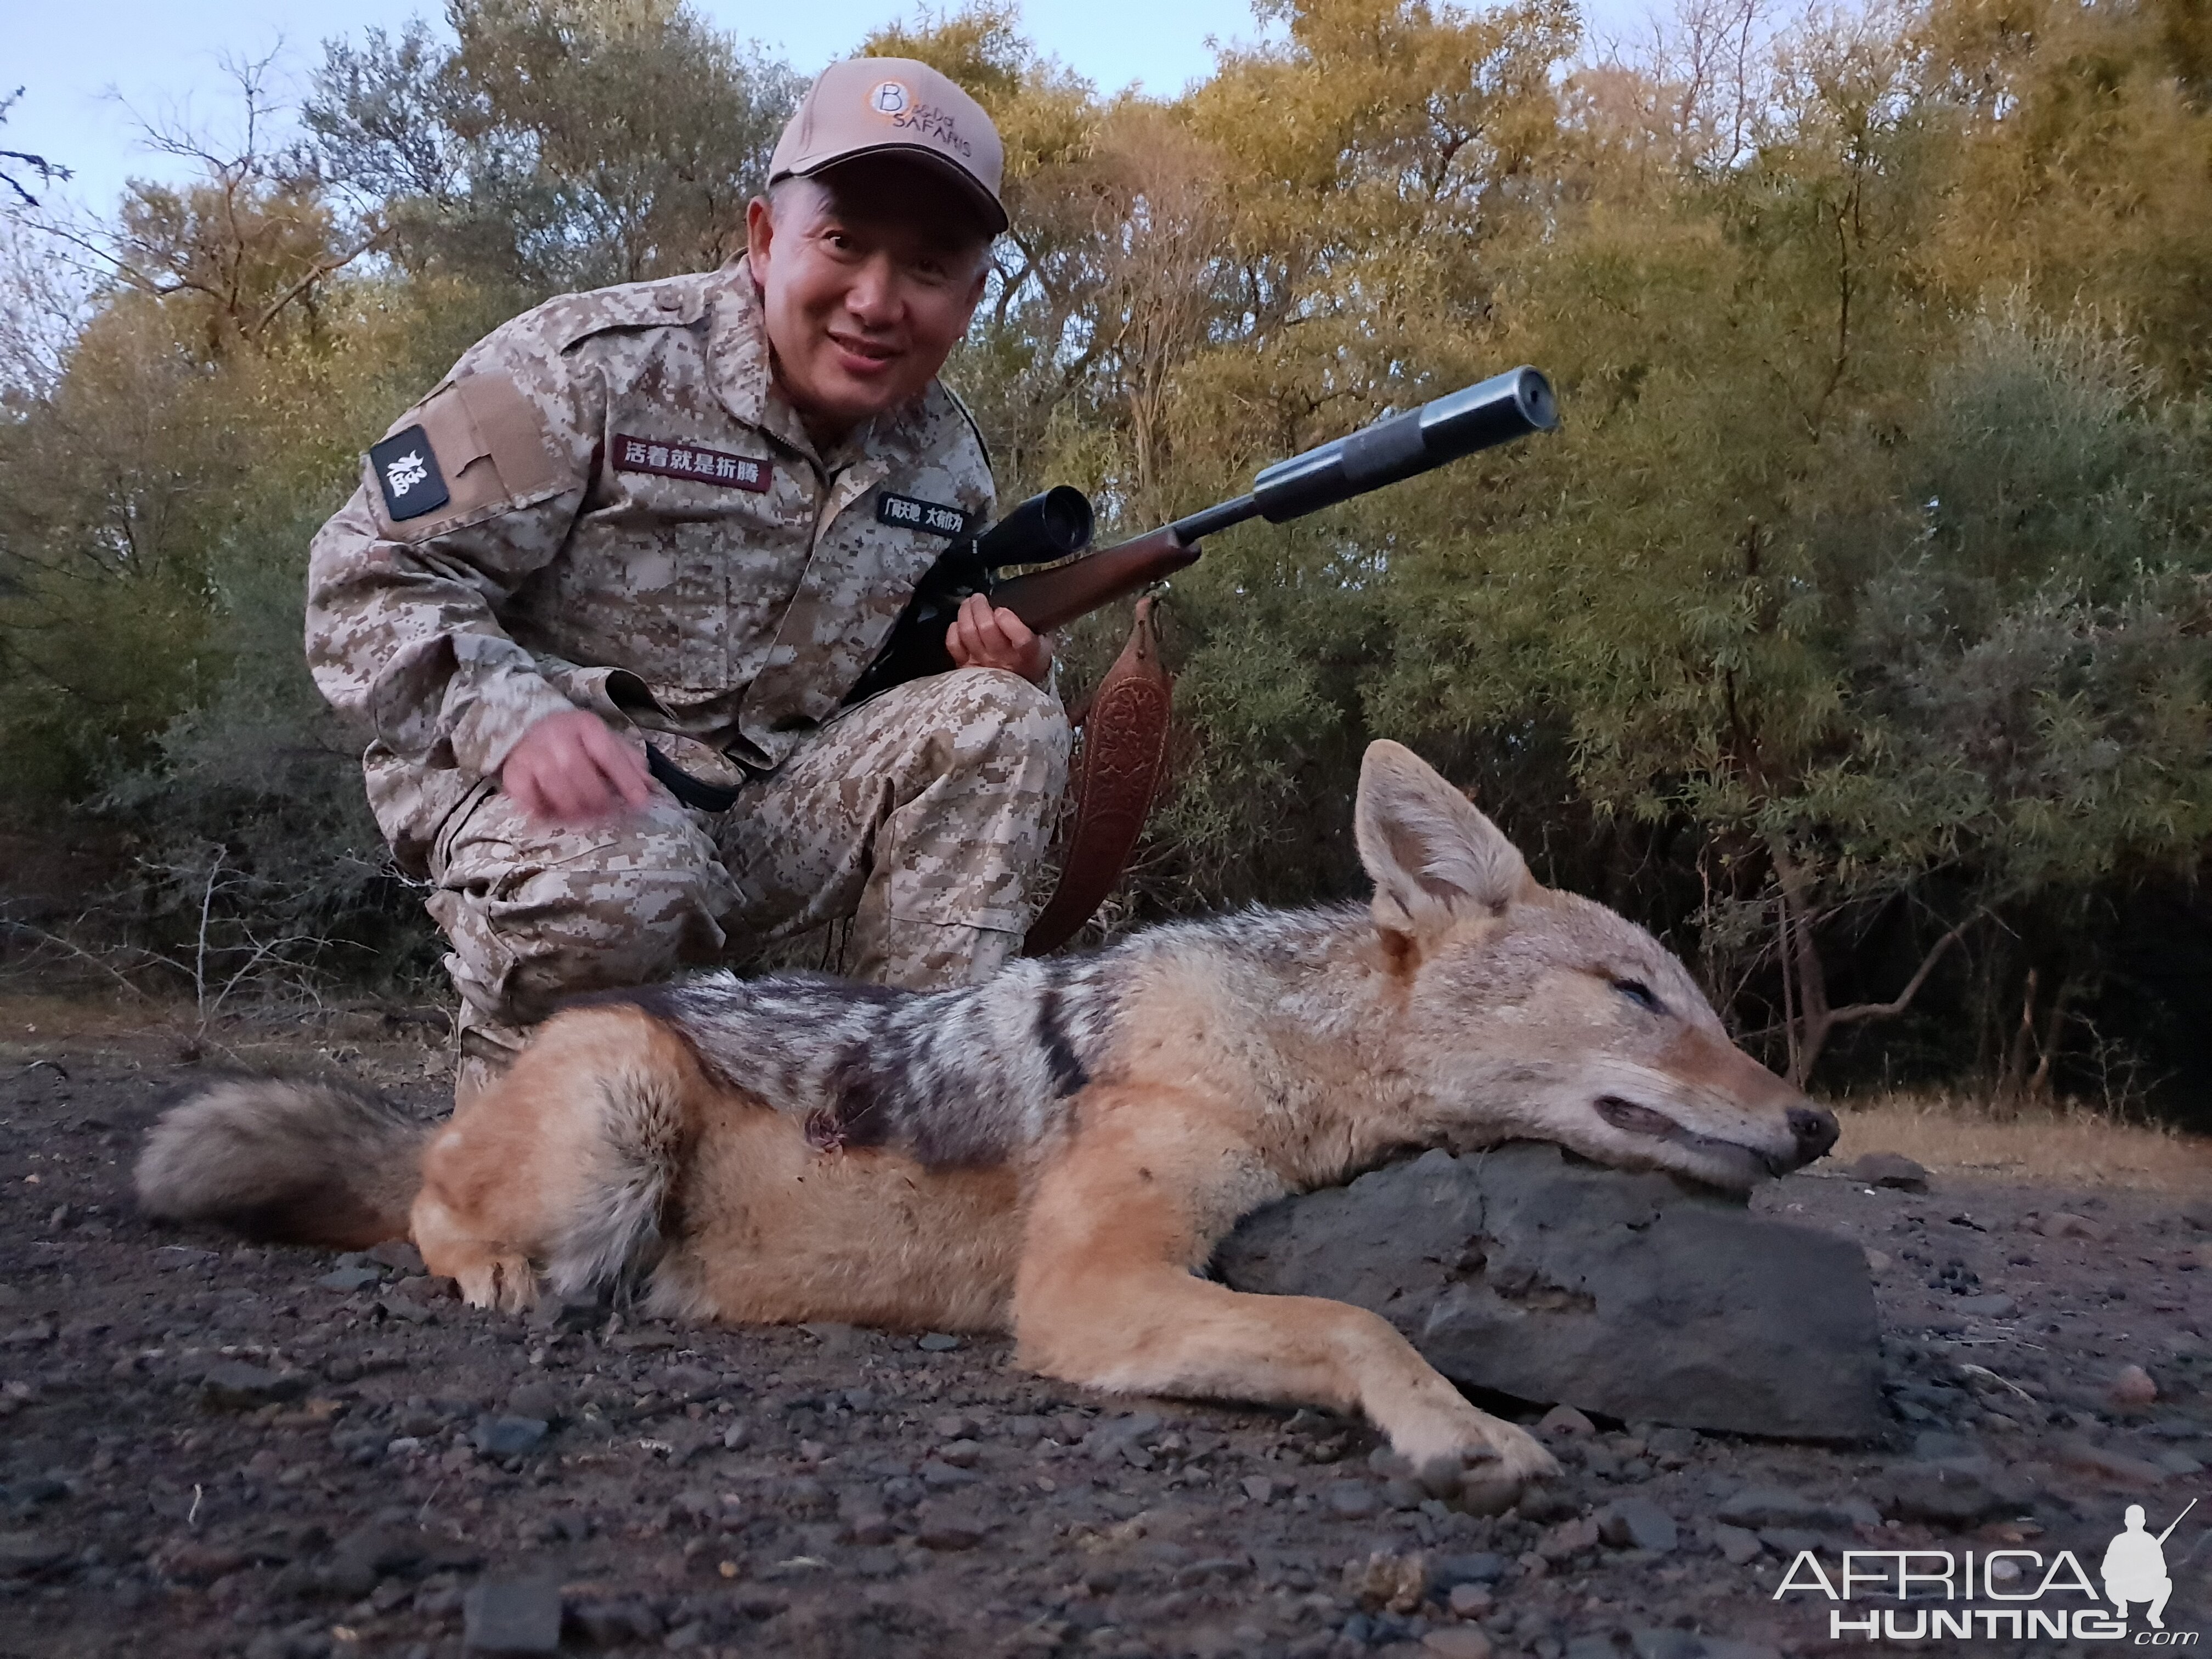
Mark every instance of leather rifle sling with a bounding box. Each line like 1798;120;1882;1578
1023;596;1175;957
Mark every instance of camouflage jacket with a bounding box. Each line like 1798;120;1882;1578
305;258;995;872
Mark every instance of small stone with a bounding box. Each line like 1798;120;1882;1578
1912;1430;1980;1461
1537;1404;1596;1436
1536;1515;1599;1562
1714;1487;1863;1530
1881;1460;2031;1526
1864;1249;1891;1273
1953;1294;2017;1319
528;1293;600;1332
2036;1211;2107;1242
1448;1583;1494;1617
472;1415;548;1458
916;1512;985;1549
2109;1365;2158;1407
916;1331;960;1351
506;1381;566;1424
2056;1440;2169;1487
366;1239;426;1273
200;1362;309;1410
317;1266;383;1293
931;1413;980;1440
936;1439;983;1469
1240;1475;1276;1504
0;1532;70;1578
1428;1553;1508;1589
1326;1481;1380;1519
1597;1497;1677;1553
1423;1629;1494;1659
1344;1550;1429;1613
802;1321;860;1352
1849;1152;1929;1191
463;1576;562;1654
1710;1524;1762;1565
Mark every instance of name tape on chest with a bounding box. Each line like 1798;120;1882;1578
876;491;974;538
370;426;451;522
613;433;772;492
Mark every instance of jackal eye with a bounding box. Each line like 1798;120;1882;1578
1611;978;1663;1015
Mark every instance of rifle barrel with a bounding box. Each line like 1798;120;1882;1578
1169;494;1260;543
1250;366;1556;524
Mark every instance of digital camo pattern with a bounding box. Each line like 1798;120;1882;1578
433;667;1069;1059
305;256;997;876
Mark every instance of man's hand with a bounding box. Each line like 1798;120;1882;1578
946;591;1052;686
499;709;654;825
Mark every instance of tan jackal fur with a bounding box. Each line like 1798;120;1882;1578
138;741;1837;1500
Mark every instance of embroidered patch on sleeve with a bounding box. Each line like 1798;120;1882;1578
370;426;451;522
876;491;974;538
613;433;771;492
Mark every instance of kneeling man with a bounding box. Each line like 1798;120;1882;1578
306;60;1066;1097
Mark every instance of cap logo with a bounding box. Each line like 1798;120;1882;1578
868;80;910;116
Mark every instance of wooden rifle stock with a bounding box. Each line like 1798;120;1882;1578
989;528;1201;635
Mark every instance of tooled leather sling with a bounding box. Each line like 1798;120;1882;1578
1022;596;1175;957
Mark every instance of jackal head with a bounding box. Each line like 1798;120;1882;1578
1356;741;1837;1193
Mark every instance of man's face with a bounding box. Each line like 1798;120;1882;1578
747;160;991;446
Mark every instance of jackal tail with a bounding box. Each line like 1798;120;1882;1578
134;1077;429;1248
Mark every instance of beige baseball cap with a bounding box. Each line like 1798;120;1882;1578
769;58;1008;236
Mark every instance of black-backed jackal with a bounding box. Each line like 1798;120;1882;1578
139;742;1837;1503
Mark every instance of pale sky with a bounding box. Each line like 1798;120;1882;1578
8;1;1650;216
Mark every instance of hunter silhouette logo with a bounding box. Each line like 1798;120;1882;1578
2104;1501;2195;1630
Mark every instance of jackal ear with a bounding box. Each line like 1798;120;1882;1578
1356;741;1531;938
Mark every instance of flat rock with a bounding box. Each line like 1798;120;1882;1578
1879;1458;2034;1526
200;1362;310;1410
464;1575;562;1654
473;1415;549;1457
1715;1486;1877;1531
0;1532;69;1578
1216;1143;1884;1439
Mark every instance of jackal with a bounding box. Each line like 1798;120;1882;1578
138;741;1836;1499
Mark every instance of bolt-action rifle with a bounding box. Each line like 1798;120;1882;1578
848;366;1560;703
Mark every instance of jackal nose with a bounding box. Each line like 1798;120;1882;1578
1787;1104;1839;1164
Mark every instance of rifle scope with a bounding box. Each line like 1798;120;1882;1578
1171;366;1558;540
974;486;1094;571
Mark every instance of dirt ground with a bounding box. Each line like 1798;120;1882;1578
1;997;2207;1659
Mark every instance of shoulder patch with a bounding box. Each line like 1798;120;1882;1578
364;372;574;542
369;426;450;521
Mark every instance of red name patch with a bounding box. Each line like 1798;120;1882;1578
613;433;771;492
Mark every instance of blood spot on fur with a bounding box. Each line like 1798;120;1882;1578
1137;1166;1153;1181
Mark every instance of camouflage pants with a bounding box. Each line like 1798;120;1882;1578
426;667;1070;1068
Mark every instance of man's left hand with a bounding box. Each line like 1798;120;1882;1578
946;591;1052;686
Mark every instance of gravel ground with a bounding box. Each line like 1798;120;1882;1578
1;1009;2207;1659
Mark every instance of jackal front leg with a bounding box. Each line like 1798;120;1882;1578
1012;1093;1558;1493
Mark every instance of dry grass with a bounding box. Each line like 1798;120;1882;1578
1831;1090;2212;1194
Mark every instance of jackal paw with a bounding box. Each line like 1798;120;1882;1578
1389;1408;1559;1514
451;1252;539;1314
